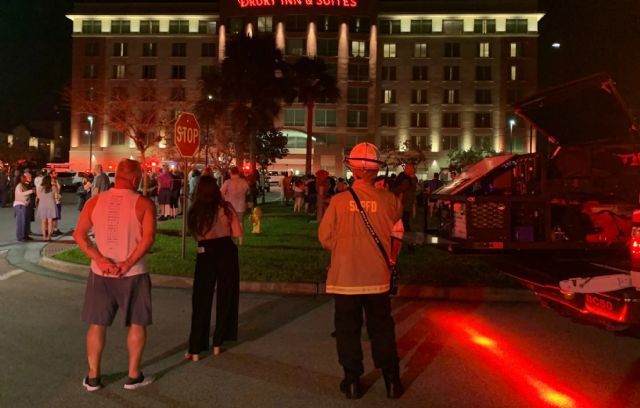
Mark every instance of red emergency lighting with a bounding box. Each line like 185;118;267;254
237;0;357;8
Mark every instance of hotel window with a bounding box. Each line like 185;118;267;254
110;131;126;146
411;113;428;128
442;112;460;128
172;43;187;57
442;19;463;35
351;41;367;58
325;63;337;78
85;41;99;56
142;42;157;57
412;66;428;80
82;20;101;34
510;65;520;81
412;135;429;148
199;20;217;34
443;66;460;81
113;42;128;57
443;89;460;104
169;20;190;34
379;19;401;34
318;15;338;32
441;135;459;150
380;135;396;148
315;133;337;145
510;42;522;57
382;66;397;81
111;20;130;34
202;43;216;57
475;135;493;149
141;65;156;79
475;65;492;81
444;43;460;58
347;87;368;104
83;65;97;79
478;42;490;58
380;112;396;127
284;109;305;126
475;89;492;104
140;20;160;34
286;15;307;32
347;110;368;127
411;89;428;104
171;65;186;79
381;89;397;104
473;19;496;34
507;88;523;104
201;65;215;78
257;16;273;32
475;113;492;128
348;63;369;81
112;65;126;79
140;87;155;101
410;19;432;34
383;43;397;58
286;38;306;56
317;39;338;57
315;109;337;127
506;19;528;33
170;87;186;102
349;17;370;34
228;18;244;35
413;43;428;58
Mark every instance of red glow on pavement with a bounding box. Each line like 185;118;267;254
430;312;593;408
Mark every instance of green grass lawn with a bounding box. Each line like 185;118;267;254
54;202;518;287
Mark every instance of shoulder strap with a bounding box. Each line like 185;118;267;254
348;188;390;267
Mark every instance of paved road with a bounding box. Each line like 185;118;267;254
2;262;640;408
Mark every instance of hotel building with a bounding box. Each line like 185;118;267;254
67;0;542;176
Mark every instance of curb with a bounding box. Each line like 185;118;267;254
39;254;538;302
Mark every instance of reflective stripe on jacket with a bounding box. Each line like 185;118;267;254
318;180;402;295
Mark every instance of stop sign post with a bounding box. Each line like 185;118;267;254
174;112;201;258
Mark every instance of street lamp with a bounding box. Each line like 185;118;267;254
509;118;516;153
87;114;94;171
205;94;213;167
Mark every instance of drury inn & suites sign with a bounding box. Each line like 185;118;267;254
237;0;358;7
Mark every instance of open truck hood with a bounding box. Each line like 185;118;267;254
514;73;638;146
435;154;516;196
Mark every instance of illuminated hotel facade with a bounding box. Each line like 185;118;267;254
67;0;542;176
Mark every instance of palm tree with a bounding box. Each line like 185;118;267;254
288;57;340;175
199;34;291;168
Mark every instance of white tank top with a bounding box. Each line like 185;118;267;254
90;188;147;278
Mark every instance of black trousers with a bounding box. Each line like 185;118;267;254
334;293;399;382
188;237;240;354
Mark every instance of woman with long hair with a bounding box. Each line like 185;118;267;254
36;175;57;241
13;173;34;242
185;176;242;361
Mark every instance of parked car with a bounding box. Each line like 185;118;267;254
54;171;76;191
72;171;94;188
106;172;116;187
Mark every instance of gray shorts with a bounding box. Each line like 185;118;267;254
82;272;153;327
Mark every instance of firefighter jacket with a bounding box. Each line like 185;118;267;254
319;180;403;295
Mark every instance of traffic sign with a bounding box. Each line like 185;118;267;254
174;112;201;158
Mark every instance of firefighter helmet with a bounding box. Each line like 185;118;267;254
345;142;385;170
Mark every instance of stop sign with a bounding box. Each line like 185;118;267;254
174;112;201;158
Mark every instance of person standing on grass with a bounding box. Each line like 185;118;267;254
73;158;156;392
50;171;63;236
157;166;173;220
220;166;249;243
36;175;57;241
185;175;242;361
318;142;404;400
391;163;418;253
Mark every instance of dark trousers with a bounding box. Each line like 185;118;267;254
401;210;412;232
0;188;6;207
15;205;28;240
188;237;240;354
334;293;399;382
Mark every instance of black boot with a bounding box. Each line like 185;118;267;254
339;379;362;399
383;369;404;399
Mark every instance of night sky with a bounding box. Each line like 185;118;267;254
0;0;638;130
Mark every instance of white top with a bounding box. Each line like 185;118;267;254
90;188;147;278
220;176;249;214
13;184;33;207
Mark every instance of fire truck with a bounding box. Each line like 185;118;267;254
430;74;640;329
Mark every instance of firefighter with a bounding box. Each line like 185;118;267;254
318;142;404;399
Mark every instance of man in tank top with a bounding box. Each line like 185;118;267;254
73;158;156;392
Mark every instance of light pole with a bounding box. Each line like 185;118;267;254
87;115;94;171
205;94;213;167
509;118;516;153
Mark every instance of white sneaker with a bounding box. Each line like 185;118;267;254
123;373;154;390
82;376;103;392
